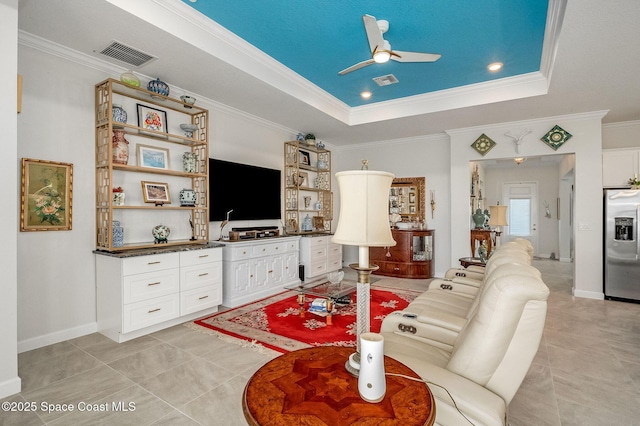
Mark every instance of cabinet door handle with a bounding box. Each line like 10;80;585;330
198;273;209;277
268;270;273;273
148;261;161;265
147;282;161;286
199;254;209;258
198;295;209;300
148;308;161;313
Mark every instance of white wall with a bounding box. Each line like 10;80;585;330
16;39;299;352
0;0;21;399
602;121;640;149
448;111;607;300
334;134;451;277
483;162;561;258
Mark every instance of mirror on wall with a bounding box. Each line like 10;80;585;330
389;177;425;223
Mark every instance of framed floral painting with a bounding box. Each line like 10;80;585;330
21;158;73;231
137;104;167;133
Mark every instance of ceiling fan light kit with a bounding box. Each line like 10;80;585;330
339;14;441;75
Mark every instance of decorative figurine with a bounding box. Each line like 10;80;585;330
152;224;170;244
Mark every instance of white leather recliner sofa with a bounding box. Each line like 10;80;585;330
380;240;548;426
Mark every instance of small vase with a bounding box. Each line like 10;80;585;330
112;104;127;125
179;188;197;207
112;130;129;165
112;192;125;206
120;70;140;87
183;152;197;173
112;220;124;247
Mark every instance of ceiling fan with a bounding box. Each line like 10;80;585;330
339;14;441;75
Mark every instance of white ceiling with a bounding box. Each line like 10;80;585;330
17;0;640;146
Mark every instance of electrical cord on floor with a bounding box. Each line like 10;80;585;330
385;373;476;426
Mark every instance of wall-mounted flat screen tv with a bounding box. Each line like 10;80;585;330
209;158;281;221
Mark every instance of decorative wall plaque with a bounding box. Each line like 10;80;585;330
540;125;572;150
471;133;496;156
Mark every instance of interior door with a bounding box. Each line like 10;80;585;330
502;182;538;255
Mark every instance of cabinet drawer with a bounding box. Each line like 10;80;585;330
327;257;342;271
285;239;299;252
180;248;222;267
307;247;327;259
123;269;180;304
181;284;222;315
181;263;222;291
123;253;179;276
227;246;252;261
327;243;342;258
307;259;328;278
252;242;287;257
123;294;180;333
305;236;329;248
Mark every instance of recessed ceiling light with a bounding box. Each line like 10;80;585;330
361;91;372;99
488;62;503;72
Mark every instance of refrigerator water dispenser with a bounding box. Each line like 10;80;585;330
614;217;634;241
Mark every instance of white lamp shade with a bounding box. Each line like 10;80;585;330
488;205;508;227
332;170;396;247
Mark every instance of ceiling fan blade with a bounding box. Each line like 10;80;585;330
338;58;375;75
362;14;384;54
391;51;441;63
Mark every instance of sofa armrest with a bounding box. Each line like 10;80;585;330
428;279;480;296
444;268;485;281
383;353;507;426
380;312;459;349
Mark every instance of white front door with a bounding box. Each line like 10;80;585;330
502;182;538;256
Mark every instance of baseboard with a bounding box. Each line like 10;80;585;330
572;289;604;300
0;376;22;399
18;322;98;353
559;257;572;263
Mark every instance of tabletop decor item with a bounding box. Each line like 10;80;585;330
152;224;170;244
540;125;572;150
120;70;140;87
112;220;124;247
111;104;127;125
141;181;171;205
137;104;167;133
20;158;73;231
147;77;169;98
182;151;197;173
137;144;169;169
179;123;198;138
471;133;496;156
179;188;197;206
112;187;125;206
112;130;129;165
180;95;196;108
628;175;640;189
301;214;313;231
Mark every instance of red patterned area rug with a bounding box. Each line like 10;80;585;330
190;287;420;353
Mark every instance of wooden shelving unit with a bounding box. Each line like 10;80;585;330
95;78;209;251
283;141;333;235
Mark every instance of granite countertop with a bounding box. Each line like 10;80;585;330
94;241;225;258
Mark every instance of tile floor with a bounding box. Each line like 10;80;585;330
1;259;639;425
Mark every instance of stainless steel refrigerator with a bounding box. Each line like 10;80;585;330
604;189;640;301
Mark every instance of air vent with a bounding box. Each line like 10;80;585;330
97;41;156;68
373;74;399;86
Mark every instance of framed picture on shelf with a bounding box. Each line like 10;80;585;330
299;150;310;166
137;104;167;133
294;171;309;187
137;144;170;170
141;181;171;204
20;158;73;231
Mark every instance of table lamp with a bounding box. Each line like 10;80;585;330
488;205;508;247
332;170;396;376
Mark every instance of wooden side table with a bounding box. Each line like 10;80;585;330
470;229;492;258
243;346;435;425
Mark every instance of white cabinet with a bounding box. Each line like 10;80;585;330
96;245;222;342
603;148;640;187
222;236;300;307
299;235;342;280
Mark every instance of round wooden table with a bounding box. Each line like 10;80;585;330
242;346;435;425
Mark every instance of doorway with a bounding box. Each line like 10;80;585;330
502;182;538;255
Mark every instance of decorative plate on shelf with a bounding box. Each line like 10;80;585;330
540;125;572;150
471;133;496;156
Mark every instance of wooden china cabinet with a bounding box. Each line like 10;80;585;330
370;229;434;279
